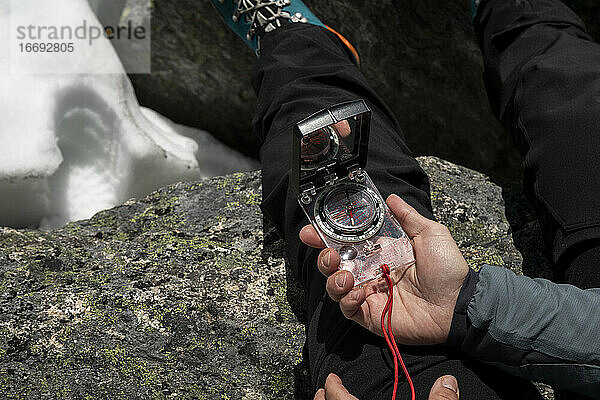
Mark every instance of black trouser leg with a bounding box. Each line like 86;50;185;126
475;0;600;290
254;23;542;399
475;1;600;398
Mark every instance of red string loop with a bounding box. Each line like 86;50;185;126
380;264;415;400
381;263;391;275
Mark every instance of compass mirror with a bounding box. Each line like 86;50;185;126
292;100;371;193
299;117;359;172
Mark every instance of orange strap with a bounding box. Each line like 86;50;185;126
324;25;360;66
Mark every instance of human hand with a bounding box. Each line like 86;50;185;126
313;373;459;400
299;194;469;345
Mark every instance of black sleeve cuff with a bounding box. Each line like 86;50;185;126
445;267;480;347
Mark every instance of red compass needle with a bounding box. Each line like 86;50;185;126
347;202;355;225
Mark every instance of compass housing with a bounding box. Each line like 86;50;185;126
291;100;371;195
314;182;385;242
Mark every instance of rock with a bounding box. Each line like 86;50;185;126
124;0;599;183
0;157;550;399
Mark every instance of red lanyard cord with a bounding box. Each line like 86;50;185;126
380;264;416;400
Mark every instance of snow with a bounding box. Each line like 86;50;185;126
0;1;259;229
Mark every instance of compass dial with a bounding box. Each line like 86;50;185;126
324;187;376;230
314;183;385;242
300;126;340;170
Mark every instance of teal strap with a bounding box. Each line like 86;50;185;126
471;0;479;22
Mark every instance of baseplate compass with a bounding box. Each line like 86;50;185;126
293;100;415;286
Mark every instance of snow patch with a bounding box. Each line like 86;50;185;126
0;1;258;229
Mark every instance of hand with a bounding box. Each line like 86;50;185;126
299;194;469;345
314;373;460;400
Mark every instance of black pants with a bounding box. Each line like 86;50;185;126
475;0;600;289
254;1;600;398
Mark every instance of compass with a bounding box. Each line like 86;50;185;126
300;126;340;170
294;100;415;286
313;183;385;242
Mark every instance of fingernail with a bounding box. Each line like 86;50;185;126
349;289;360;301
319;250;330;270
320;249;331;269
441;376;458;393
335;272;347;288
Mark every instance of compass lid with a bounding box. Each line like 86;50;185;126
292;100;371;193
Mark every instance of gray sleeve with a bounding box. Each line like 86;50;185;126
447;265;600;397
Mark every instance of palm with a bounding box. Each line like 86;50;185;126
360;233;467;345
300;195;469;346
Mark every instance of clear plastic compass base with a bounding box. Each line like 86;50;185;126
299;170;416;287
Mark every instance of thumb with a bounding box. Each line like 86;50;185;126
429;375;459;400
386;194;432;238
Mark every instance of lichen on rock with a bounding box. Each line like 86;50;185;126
0;157;549;399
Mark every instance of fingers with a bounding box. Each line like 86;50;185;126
333;120;352;138
314;388;326;400
317;248;340;276
318;250;364;320
324;374;359;400
300;225;325;248
429;375;459;400
338;286;366;319
320;253;365;320
386;194;432;238
316;250;355;303
326;270;354;301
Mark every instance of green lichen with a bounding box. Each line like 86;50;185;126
267;274;297;324
226;201;240;209
90;211;119;228
113;231;129;242
130;195;181;226
214;251;256;272
101;345;163;389
185;182;204;191
464;248;506;272
239;326;256;340
244;191;261;206
0;172;308;398
268;371;292;395
447;220;502;247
